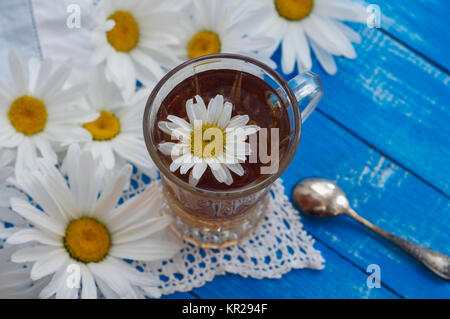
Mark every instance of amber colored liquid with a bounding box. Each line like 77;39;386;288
154;69;292;191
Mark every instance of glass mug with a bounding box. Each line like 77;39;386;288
143;53;323;248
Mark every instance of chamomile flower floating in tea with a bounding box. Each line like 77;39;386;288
260;0;368;74
90;0;180;98
158;94;260;186
173;0;275;66
80;68;158;178
0;52;97;174
4;145;181;299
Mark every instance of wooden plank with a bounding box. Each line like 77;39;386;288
191;111;449;298
274;24;450;195
191;241;399;299
162;292;198;299
286;113;450;298
373;0;450;71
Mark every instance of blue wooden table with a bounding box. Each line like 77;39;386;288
0;0;448;299
164;0;450;299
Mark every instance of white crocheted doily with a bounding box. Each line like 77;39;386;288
124;169;325;296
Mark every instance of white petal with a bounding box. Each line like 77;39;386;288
30;248;68;280
88;258;139;298
167;115;192;131
180;161;195;175
281;26;297;74
112;215;173;245
32;59;52;96
109;239;180;261
293;26;312;72
81;264;97;299
104;183;162;232
192;162;207;180
112;135;157;173
217;101;232;129
227;115;249;128
207;95;223;124
33;137;57;163
7;228;61;246
10;198;65;236
226;163;245;176
310;39;337;75
130;49;165;81
158;142;177;156
12;246;57;263
39;65;71;100
315;0;368;23
91;164;132;220
35;159;80;220
8;51;27;95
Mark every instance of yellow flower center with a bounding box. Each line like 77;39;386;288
106;10;139;52
187;31;221;59
190;124;226;158
83;111;121;141
8;96;47;135
275;0;314;21
64;217;111;263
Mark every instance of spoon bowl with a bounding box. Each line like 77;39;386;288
292;177;349;217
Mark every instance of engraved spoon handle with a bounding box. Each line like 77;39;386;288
344;208;450;280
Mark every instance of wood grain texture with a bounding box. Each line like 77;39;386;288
372;0;450;71
275;24;450;195
193;111;450;299
191;241;400;299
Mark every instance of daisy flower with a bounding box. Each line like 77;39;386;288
4;144;181;299
80;68;158;178
172;0;276;67
158;94;259;186
260;0;368;75
0;52;97;174
90;0;181;98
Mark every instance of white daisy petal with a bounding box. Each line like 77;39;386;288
109;239;181;261
91;164;132;221
7;228;61;246
10;198;65;236
167;115;192;131
310;39;337;75
30;248;68;280
104;183;162;232
80;264;97;299
180;161;195;174
226;163;245;176
12;246;57;263
227;115;249;128
192;162;208;180
315;0;368;23
207;95;223;124
112;215;173;245
281;25;297;74
158;142;177;156
88;259;139;298
294;26;312;72
8;51;27;95
217;101;232;129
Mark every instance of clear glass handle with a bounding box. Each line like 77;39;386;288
288;71;323;123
